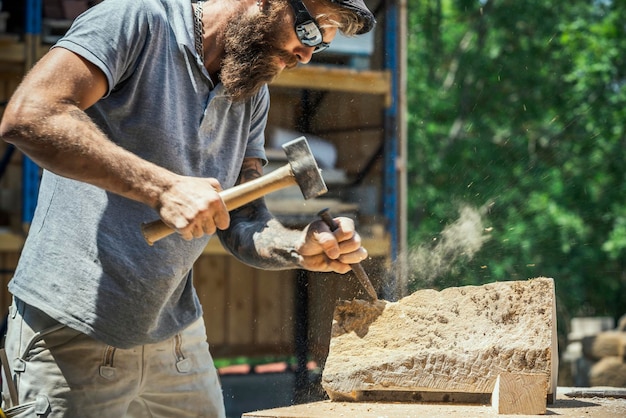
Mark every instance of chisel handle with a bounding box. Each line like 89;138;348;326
318;208;378;300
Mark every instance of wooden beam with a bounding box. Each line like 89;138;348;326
491;372;548;415
0;232;389;257
272;66;392;107
242;392;626;417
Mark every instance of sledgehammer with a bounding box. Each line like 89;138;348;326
141;136;327;245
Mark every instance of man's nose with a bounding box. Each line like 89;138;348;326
294;45;314;64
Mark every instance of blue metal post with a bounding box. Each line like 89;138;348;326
22;0;43;227
382;0;409;300
26;0;42;36
21;157;40;225
383;1;399;260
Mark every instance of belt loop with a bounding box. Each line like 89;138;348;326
34;394;51;416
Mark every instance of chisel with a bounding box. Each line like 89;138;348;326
318;208;378;301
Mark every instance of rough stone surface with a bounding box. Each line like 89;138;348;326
322;277;557;402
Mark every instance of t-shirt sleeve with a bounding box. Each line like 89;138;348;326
53;0;152;97
246;85;270;166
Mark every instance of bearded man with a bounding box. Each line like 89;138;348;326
0;0;375;416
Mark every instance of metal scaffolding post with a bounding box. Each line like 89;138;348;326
382;0;407;300
22;0;42;229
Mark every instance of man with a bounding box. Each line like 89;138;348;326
0;0;375;416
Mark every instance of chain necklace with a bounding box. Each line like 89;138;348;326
193;1;205;63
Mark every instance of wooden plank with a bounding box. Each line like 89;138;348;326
279;270;295;350
226;258;256;346
255;269;288;346
491;372;547;415
194;254;227;345
242;390;626;418
271;66;392;106
244;401;439;418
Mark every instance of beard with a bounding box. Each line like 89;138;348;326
220;2;298;101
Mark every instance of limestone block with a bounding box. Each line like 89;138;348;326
322;277;558;402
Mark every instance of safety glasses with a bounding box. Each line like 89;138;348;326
287;0;330;53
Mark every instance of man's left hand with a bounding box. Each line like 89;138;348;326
296;216;368;273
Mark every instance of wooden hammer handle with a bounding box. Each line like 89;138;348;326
141;164;296;245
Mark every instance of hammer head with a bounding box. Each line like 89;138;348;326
282;136;328;199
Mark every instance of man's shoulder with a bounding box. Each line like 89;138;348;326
252;84;270;105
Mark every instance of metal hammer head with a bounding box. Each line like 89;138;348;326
282;136;328;199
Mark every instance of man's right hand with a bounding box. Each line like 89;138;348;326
157;175;230;240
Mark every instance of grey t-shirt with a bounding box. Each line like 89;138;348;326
9;0;269;348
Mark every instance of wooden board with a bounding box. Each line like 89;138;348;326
492;372;547;415
226;258;256;346
194;254;297;357
271;66;392;106
243;388;626;418
194;255;228;344
255;269;293;347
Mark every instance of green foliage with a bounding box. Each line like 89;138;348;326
405;0;626;329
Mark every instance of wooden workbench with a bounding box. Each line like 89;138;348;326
243;387;626;418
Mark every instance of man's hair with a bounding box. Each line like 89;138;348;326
313;0;365;36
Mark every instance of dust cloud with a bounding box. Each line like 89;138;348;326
390;205;492;299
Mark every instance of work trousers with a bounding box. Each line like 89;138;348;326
1;298;225;417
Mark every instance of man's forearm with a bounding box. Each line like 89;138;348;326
0;49;174;210
2;105;171;209
218;201;304;270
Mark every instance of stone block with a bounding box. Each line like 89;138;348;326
322;277;557;402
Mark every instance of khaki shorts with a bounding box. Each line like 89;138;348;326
1;298;225;418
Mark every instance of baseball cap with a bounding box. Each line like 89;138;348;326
332;0;376;34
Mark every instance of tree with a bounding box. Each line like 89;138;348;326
405;0;626;332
